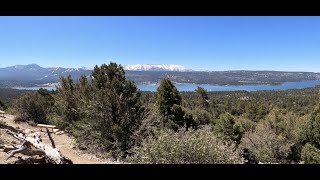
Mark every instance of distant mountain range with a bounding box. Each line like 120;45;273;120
0;64;191;81
0;64;320;88
123;64;192;72
0;64;194;87
0;64;92;81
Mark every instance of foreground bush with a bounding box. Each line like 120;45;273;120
301;143;320;164
129;129;244;164
14;90;54;124
239;109;300;163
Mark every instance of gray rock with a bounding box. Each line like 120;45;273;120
55;131;64;135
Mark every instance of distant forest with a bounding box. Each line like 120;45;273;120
126;70;320;85
1;69;320;88
1;63;320;164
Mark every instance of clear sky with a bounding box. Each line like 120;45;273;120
0;16;320;72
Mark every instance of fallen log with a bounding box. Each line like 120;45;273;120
7;144;46;159
2;144;19;152
4;127;73;164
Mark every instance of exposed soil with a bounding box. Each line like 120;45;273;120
0;114;122;164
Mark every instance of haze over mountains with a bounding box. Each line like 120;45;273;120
0;64;320;88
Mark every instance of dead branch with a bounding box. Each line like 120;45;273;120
7;146;46;160
2;129;73;164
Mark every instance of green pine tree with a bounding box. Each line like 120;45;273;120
303;105;320;149
156;78;182;122
195;86;209;110
89;62;142;157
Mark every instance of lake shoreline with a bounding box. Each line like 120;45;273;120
10;80;320;92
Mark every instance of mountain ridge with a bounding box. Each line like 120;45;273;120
1;64;320;88
2;64;193;72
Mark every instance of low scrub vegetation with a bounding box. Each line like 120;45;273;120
129;129;243;164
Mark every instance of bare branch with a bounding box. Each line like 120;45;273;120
7;146;46;160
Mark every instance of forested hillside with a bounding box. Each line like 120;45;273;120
2;62;320;164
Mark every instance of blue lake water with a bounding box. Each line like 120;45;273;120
12;80;320;92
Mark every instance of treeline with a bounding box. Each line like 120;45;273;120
0;88;32;110
8;62;320;163
126;70;320;85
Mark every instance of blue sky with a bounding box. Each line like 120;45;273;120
0;16;320;72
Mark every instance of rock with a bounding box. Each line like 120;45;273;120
11;141;17;144
55;131;64;135
53;129;60;133
16;127;20;130
24;129;32;134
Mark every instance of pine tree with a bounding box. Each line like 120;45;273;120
168;104;185;130
213;112;244;144
303;105;320;149
89;62;142;157
156;78;182;121
56;75;79;126
155;78;197;131
196;86;209;110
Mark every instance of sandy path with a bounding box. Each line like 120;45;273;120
0;114;120;164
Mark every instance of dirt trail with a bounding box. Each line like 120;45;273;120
0;114;120;164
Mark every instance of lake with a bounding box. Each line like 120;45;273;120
12;80;320;92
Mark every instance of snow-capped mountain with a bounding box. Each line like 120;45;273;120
0;64;93;82
123;64;193;72
0;64;193;83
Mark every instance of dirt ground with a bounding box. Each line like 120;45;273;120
0;114;122;164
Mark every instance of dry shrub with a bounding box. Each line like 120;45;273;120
129;128;243;164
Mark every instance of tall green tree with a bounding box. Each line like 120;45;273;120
55;75;79;126
155;78;197;131
88;62;142;157
303;105;320;149
156;78;182;121
213;112;244;144
55;63;142;158
196;86;209;110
